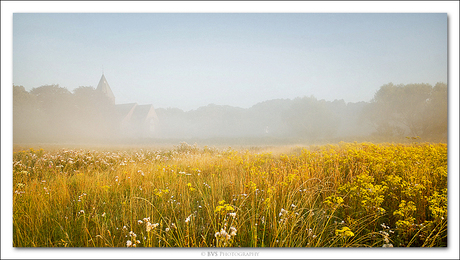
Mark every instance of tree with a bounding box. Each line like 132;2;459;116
73;86;117;139
365;82;448;140
29;84;76;140
421;82;448;138
283;96;340;141
13;85;43;142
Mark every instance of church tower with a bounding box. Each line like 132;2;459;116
96;74;115;104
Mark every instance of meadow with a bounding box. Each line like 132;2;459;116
12;141;447;247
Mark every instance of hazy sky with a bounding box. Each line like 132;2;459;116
13;12;447;111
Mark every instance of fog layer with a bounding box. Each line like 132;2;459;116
13;82;447;145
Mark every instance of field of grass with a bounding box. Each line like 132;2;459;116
12;141;447;247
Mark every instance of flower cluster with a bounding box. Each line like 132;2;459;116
335;226;354;238
126;231;140;247
142;217;159;232
214;200;235;213
186;183;196;192
215;226;237;246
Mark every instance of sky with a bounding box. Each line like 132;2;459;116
12;11;447;111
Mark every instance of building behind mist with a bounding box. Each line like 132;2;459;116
13;78;446;144
96;74;159;138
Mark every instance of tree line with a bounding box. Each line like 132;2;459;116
13;85;116;143
13;82;447;144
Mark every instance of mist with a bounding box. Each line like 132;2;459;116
13;81;447;147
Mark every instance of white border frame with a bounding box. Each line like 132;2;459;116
2;1;459;259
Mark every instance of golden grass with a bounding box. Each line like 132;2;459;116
12;142;447;247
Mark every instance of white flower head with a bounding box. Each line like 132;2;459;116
279;208;287;217
230;226;237;236
146;222;159;232
129;231;137;238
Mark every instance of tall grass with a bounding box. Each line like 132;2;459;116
12;142;447;247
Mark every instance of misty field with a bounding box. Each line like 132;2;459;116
12;142;447;247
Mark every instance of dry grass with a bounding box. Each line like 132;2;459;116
12;142;447;247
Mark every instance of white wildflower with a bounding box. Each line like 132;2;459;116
146;222;159;232
129;231;136;238
230;227;237;236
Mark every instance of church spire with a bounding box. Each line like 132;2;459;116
96;74;115;104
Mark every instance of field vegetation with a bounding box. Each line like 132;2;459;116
13;141;447;247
